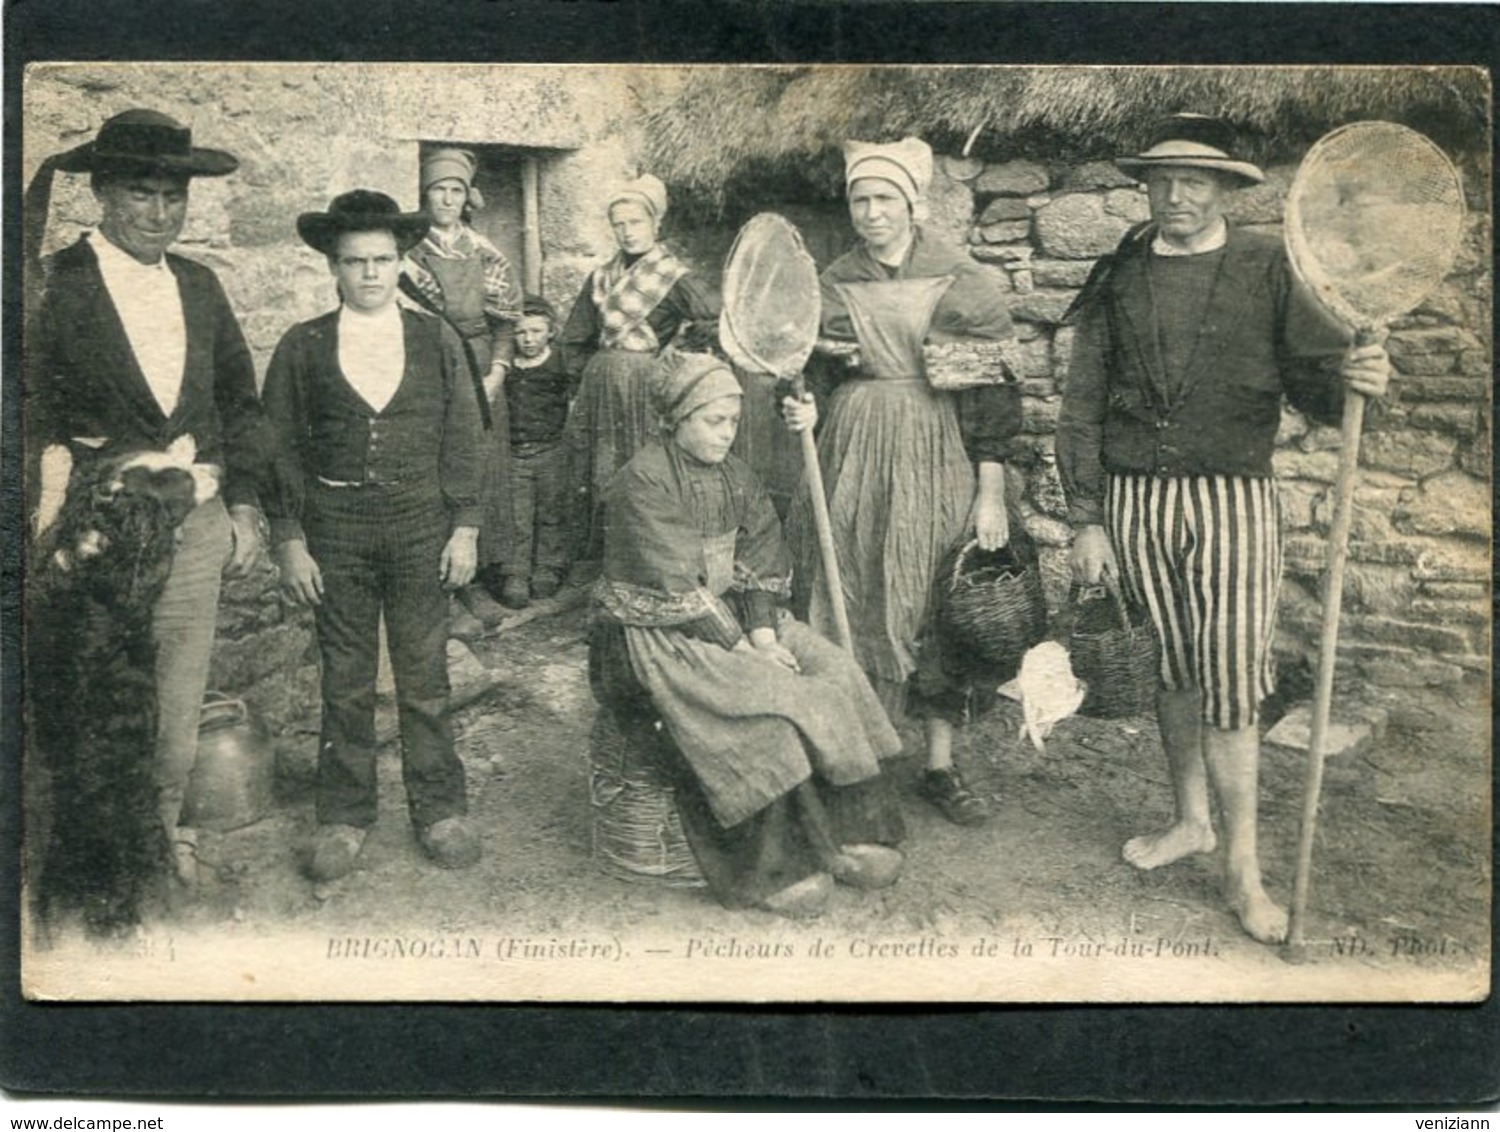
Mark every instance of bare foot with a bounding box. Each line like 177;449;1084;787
1122;822;1216;870
1229;882;1289;944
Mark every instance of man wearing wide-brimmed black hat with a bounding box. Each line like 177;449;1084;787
262;190;485;882
26;109;273;890
1057;114;1391;944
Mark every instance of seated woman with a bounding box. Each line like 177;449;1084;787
589;351;906;918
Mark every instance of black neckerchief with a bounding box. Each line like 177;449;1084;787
1060;220;1153;327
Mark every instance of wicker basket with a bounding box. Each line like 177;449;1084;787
941;538;1049;676
1068;580;1161;719
922;339;1018;390
588;709;705;888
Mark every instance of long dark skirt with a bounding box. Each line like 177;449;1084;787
476;413;513;575
673;760;905;908
565;348;662;561
589;620;905;908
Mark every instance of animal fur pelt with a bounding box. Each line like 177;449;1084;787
27;451;200;936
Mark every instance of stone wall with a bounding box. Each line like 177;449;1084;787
928;153;1492;691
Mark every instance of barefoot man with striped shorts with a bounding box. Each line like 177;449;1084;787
1056;115;1391;943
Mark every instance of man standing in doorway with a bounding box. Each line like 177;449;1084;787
1056;114;1391;942
263;190;484;882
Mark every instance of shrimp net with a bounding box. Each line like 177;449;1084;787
719;212;821;377
1285;121;1465;331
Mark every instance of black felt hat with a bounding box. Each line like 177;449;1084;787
54;109;239;178
296;189;431;256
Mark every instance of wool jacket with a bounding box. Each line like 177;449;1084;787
505;348;579;446
26;236;270;510
261;307;485;544
1056;225;1350;526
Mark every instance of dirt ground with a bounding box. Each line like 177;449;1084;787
81;583;1491;1000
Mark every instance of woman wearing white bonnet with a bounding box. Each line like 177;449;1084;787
842;135;933;216
403;147;524;621
789;136;1026;828
559;172;720;563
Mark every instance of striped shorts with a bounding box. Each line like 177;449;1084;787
1104;474;1282;730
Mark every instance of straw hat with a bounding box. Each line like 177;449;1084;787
1114;113;1265;187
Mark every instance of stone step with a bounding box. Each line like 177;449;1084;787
1264;701;1388;760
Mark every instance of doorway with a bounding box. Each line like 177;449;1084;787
418;142;550;298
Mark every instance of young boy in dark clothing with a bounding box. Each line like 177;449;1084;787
497;295;579;607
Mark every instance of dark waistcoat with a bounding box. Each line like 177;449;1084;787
261;308;483;543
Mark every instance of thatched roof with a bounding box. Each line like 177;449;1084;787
644;66;1489;206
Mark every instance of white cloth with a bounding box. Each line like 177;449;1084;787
337;304;406;412
90;233;187;418
843;137;934;205
1151;217;1229;257
606;173;669;221
511;345;552;371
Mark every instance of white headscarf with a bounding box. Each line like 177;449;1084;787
844;137;934;219
607;173;669;222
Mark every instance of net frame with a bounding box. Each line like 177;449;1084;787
1284;120;1465;332
718;212;822;378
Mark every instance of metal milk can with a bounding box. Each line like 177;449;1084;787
181;692;275;832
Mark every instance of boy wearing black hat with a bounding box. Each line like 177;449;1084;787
25;109;273;890
495;294;579;607
262;190;485;882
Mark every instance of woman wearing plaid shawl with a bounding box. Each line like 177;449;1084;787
560;174;720;562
